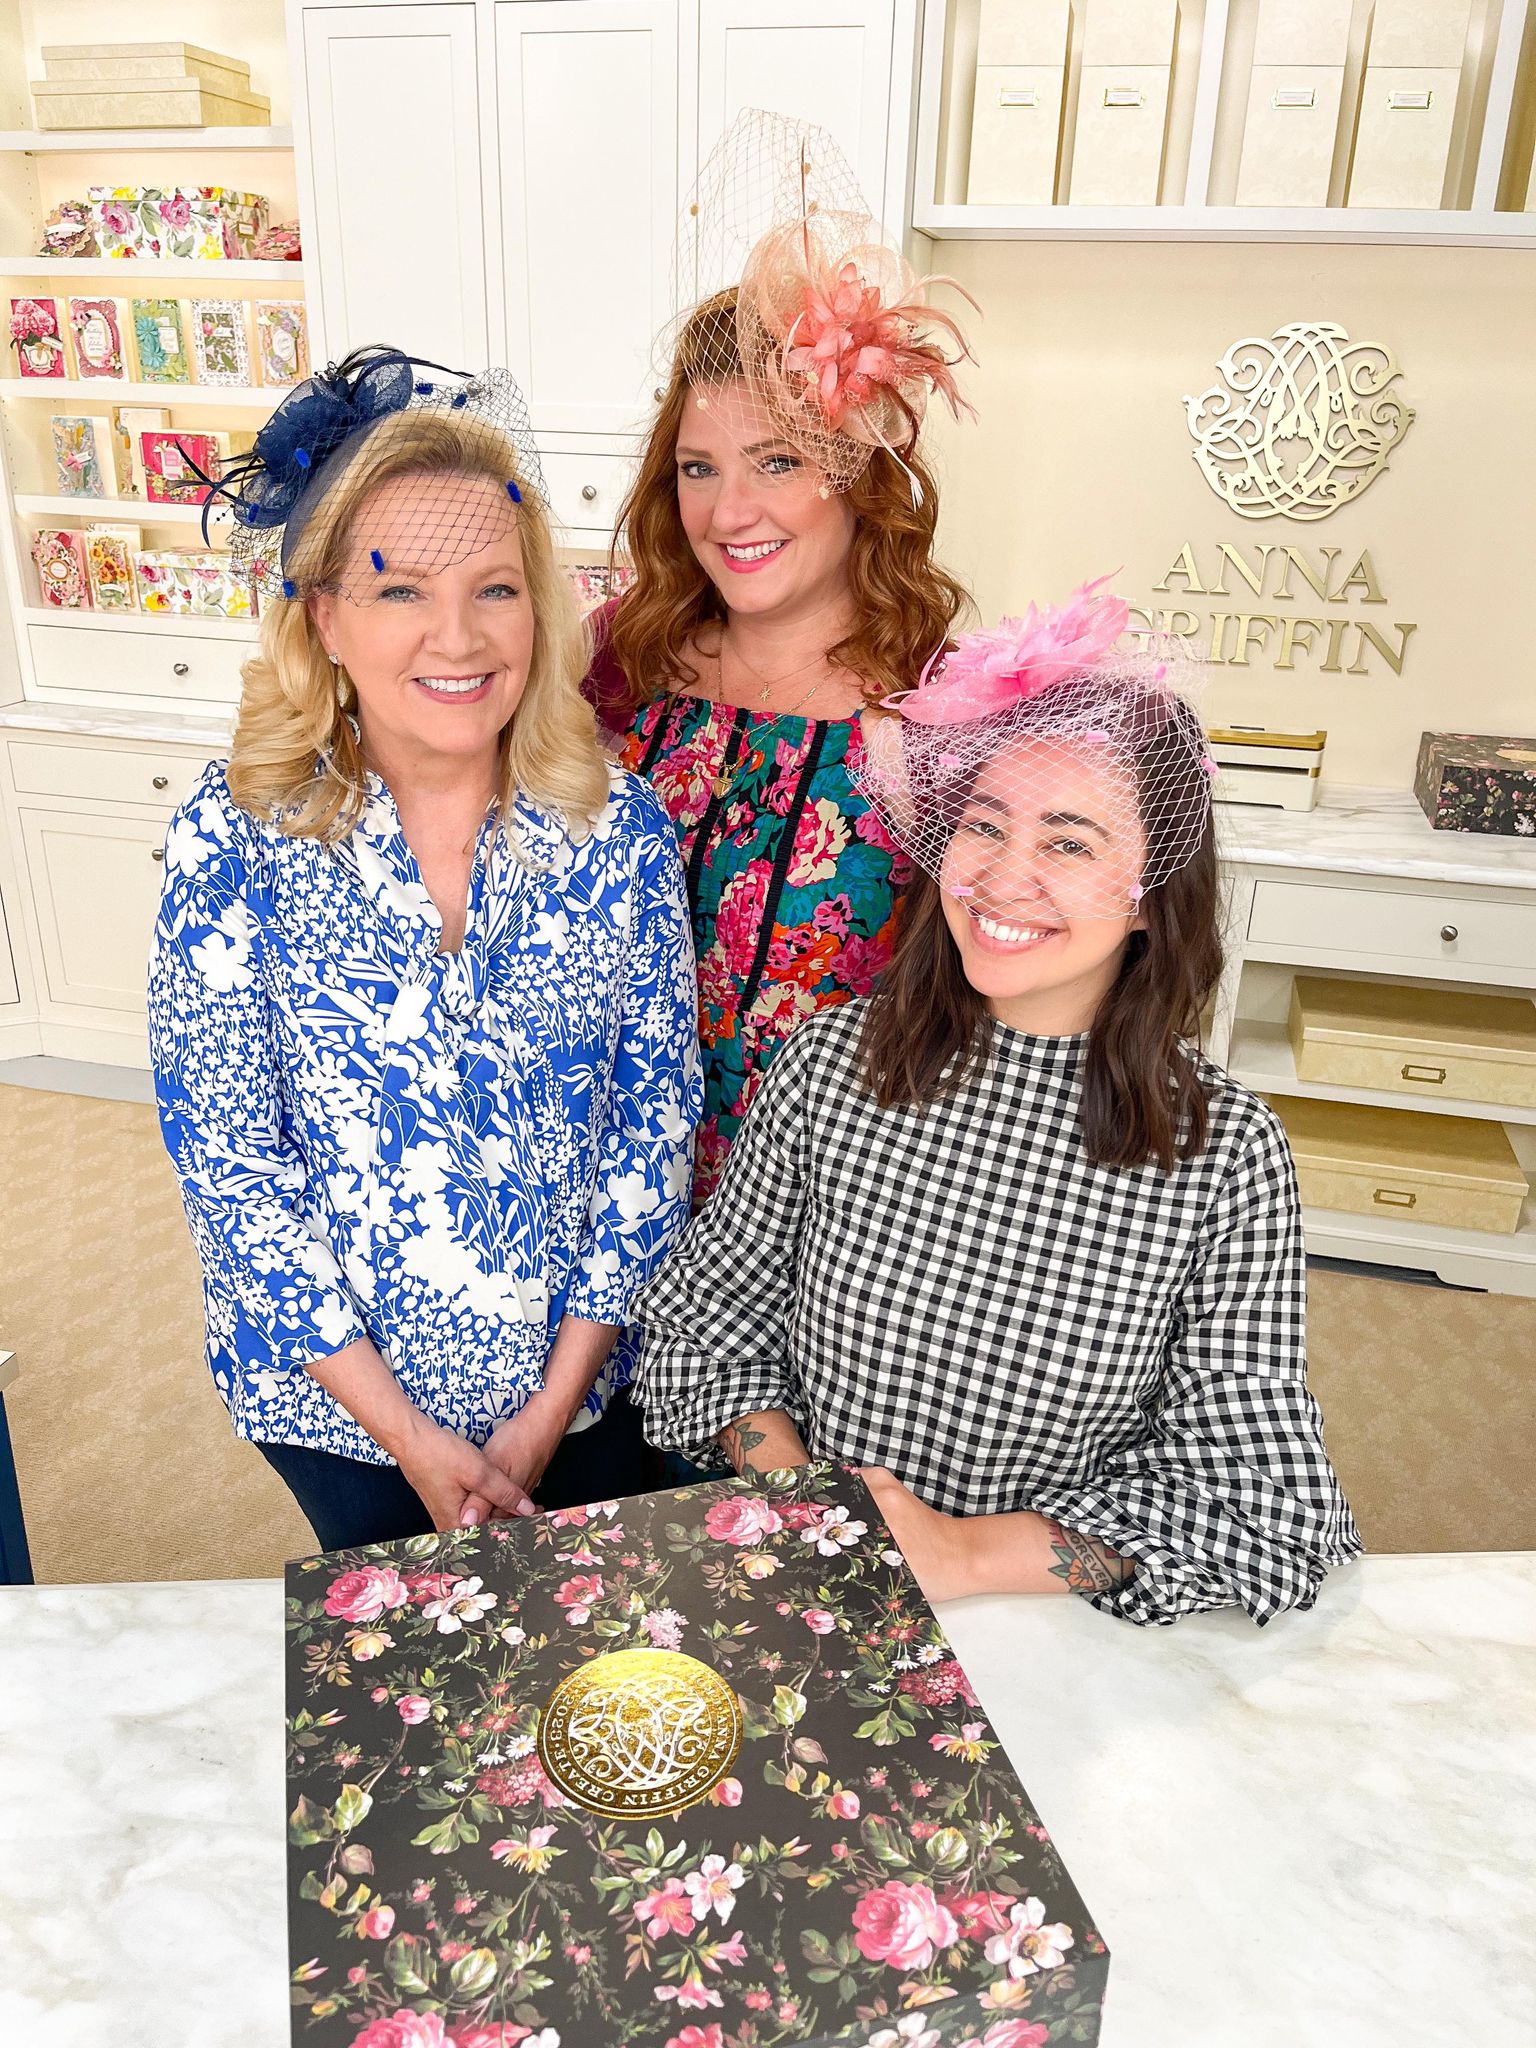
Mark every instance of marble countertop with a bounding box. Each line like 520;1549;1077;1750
1217;783;1536;890
0;1553;1532;2047
0;699;234;751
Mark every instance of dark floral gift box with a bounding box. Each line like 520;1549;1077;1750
1413;731;1536;837
284;1465;1109;2048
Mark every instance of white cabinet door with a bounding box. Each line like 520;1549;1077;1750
696;2;898;240
495;1;680;439
0;884;19;1009
18;807;167;1017
300;4;490;368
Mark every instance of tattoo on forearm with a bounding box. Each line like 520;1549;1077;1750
1044;1519;1131;1595
719;1421;767;1473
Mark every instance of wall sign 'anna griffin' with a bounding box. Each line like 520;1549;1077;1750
1137;323;1421;679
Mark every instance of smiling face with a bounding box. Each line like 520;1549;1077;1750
309;472;534;780
938;738;1147;1033
674;379;856;625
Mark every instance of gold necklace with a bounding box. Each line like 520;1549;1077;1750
708;645;824;801
720;628;832;707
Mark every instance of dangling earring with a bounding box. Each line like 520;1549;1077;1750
328;649;351;709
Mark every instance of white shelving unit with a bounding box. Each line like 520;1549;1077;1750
0;255;301;279
1;379;282;405
0;127;294;153
915;0;1536;244
14;494;233;526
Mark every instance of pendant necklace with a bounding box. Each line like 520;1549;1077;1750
708;638;826;800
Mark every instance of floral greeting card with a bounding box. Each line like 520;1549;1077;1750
52;415;107;498
11;296;66;378
256;298;309;387
284;1465;1108;2048
85;526;138;611
141;429;221;505
191;298;252;386
68;296;129;380
33;528;89;607
131;297;190;383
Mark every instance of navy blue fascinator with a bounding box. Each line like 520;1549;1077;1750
198;345;547;603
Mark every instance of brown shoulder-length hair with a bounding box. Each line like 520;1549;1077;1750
606;287;969;704
860;710;1224;1172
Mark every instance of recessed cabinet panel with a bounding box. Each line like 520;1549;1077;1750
496;2;679;439
301;4;488;365
19;806;167;1016
697;2;897;266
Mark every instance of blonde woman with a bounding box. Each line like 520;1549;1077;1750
148;349;701;1550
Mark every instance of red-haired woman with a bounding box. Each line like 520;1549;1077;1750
585;115;972;1204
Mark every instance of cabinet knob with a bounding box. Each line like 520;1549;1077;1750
580;484;598;503
653;386;665;403
152;774;169;790
1440;924;1458;942
151;847;164;863
172;660;190;677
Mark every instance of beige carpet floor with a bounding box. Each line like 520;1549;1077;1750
2;1083;1533;1583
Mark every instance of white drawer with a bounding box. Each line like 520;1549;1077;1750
540;451;636;535
8;739;206;810
29;622;247;703
1248;880;1536;974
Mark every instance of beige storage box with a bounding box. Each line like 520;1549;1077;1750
42;42;254;89
1347;0;1471;208
975;0;1071;67
1236;2;1353;207
1272;1094;1531;1235
969;0;1070;203
32;75;270;130
1210;726;1326;810
1288;976;1536;1110
969;68;1068;202
1070;0;1177;205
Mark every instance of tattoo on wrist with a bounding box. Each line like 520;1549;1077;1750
719;1421;767;1473
1044;1518;1130;1596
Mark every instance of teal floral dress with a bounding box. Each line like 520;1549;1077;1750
589;636;909;1203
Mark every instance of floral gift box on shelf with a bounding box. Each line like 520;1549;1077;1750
89;184;269;261
1414;732;1536;838
285;1465;1108;2048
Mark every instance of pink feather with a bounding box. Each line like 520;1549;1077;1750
898;575;1130;727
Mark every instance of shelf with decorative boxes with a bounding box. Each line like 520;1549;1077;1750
1211;789;1536;1295
916;0;1536;243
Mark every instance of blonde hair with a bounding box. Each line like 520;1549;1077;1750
227;407;609;842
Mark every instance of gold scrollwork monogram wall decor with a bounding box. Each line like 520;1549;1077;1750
1183;321;1414;522
537;1649;744;1820
1150;324;1419;677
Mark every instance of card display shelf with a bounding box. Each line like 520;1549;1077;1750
15;494;231;526
0;379;276;405
0;127;294;153
0;256;302;281
915;0;1536;244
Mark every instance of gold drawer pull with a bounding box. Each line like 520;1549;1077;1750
1373;1187;1417;1209
1272;87;1317;110
999;87;1040;107
1401;1063;1447;1084
1103;86;1145;108
1388;90;1433;110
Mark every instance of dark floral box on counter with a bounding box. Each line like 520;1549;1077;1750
284;1465;1109;2048
1414;731;1536;837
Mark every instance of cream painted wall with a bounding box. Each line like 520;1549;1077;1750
926;239;1536;789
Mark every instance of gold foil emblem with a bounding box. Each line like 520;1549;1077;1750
1183;321;1414;522
537;1650;744;1819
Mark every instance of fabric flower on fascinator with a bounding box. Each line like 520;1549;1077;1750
759;231;973;447
895;575;1132;726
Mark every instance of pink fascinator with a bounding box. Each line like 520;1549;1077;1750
852;577;1216;921
679;110;975;498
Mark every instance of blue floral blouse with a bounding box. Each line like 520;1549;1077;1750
148;761;702;1464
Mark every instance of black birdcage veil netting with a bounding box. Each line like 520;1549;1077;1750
669;109;973;498
202;349;549;604
853;638;1217;924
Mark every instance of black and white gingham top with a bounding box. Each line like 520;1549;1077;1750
634;1001;1361;1627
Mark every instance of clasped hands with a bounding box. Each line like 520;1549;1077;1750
393;1387;574;1533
